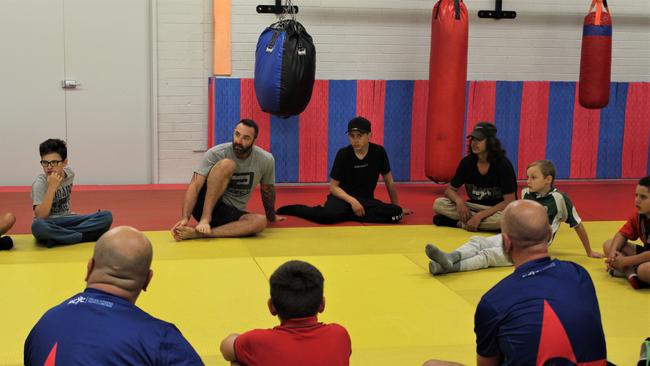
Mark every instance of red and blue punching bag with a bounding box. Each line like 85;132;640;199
579;0;612;109
425;0;468;182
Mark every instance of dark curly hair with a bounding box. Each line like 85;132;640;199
467;135;506;163
39;138;67;160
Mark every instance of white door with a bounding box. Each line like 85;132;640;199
64;0;151;184
0;0;67;186
0;0;151;186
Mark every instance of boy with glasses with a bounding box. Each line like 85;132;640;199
31;139;112;247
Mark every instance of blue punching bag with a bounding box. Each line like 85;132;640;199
254;19;316;117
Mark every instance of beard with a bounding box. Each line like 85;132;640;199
233;141;253;156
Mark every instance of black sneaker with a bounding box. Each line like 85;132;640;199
433;214;458;228
0;236;13;250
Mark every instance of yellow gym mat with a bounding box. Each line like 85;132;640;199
1;222;648;365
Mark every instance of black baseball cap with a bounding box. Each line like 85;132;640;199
468;122;497;140
347;117;371;134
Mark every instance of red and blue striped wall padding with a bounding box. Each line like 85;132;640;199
208;78;650;183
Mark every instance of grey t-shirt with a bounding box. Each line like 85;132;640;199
31;167;75;218
195;143;275;210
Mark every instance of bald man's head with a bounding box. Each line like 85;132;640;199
86;226;153;299
501;200;552;248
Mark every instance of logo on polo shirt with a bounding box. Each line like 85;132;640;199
66;295;114;308
67;296;87;305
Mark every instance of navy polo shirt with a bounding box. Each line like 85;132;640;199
474;257;606;365
24;288;203;366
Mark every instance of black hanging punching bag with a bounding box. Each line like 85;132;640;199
254;20;316;117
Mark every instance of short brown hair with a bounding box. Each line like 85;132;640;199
526;160;556;185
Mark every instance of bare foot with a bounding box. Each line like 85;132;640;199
176;226;207;240
196;220;212;234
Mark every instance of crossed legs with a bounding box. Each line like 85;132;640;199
177;159;266;240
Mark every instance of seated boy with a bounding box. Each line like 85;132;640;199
426;160;602;275
31;139;113;247
220;260;352;366
604;175;650;289
0;212;16;250
278;116;410;224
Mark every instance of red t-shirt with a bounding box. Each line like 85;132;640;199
234;316;351;366
619;212;650;249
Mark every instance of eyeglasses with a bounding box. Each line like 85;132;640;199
40;160;63;168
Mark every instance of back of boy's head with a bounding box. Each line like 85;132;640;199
39;138;67;160
270;260;324;320
528;159;556;185
640;176;650;189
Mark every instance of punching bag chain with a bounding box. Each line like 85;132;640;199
279;0;297;22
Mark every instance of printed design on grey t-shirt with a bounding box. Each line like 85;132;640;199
466;184;502;202
52;185;72;214
227;172;255;198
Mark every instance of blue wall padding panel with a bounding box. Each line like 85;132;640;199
215;78;241;144
597;82;628;179
327;80;357;174
270;115;299;182
495;81;523;175
546;82;576;179
384;80;414;181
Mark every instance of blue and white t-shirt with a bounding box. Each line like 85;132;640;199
24;288;203;366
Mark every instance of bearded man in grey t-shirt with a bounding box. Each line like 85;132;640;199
171;119;284;240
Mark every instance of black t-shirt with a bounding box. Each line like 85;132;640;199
450;154;517;206
330;143;391;199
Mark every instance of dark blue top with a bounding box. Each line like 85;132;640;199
24;288;204;366
475;258;607;365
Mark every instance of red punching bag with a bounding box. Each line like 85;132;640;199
579;0;612;109
425;0;468;182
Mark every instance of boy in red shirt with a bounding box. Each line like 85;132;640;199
220;260;352;365
604;176;650;289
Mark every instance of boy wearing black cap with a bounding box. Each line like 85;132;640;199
433;122;517;232
278;116;410;224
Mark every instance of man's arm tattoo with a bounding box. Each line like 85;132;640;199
261;185;276;221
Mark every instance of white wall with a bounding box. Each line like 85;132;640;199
156;0;650;183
